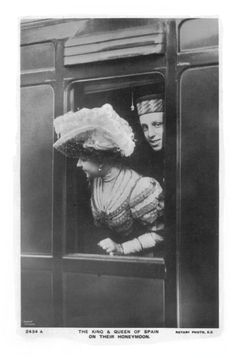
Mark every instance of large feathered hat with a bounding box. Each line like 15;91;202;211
53;104;135;158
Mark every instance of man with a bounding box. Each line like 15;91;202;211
136;94;164;152
134;93;164;186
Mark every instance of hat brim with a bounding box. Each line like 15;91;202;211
53;125;118;158
138;112;164;122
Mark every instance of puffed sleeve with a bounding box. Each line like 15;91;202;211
129;177;164;226
121;177;164;255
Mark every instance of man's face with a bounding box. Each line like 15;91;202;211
140;112;164;151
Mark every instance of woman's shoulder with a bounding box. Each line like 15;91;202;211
129;176;164;221
129;176;163;206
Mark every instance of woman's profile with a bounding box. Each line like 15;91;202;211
53;104;164;256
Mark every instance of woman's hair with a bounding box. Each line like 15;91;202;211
78;146;127;166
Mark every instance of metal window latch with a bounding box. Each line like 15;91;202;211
130;90;135;111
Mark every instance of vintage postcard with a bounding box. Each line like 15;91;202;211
20;17;219;341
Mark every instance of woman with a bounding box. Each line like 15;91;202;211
53;104;164;256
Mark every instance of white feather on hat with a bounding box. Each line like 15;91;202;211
53;104;135;158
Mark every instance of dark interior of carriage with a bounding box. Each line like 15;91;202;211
65;74;165;257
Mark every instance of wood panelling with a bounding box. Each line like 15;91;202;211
179;66;219;327
64;25;165;65
63;272;165;327
21;42;55;73
21;270;53;327
21;85;54;254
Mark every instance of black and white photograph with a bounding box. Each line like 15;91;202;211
20;17;219;333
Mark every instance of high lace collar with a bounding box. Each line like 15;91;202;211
101;165;121;182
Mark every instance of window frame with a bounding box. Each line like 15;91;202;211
61;71;166;268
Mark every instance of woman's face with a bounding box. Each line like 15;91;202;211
77;157;101;179
140;112;164;151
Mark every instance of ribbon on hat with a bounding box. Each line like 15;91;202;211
136;94;164;116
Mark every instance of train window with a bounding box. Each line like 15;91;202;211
179;19;218;51
21;85;54;254
64;74;165;258
21;42;55;73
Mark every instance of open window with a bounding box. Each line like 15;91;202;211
64;72;165;258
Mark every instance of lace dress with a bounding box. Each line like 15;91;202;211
90;166;164;255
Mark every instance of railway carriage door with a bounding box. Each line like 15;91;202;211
21;19;167;328
177;19;219;327
61;73;167;328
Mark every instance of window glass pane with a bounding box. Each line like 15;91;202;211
21;85;54;254
180;19;218;51
21;42;55;72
